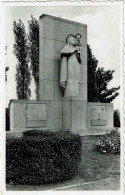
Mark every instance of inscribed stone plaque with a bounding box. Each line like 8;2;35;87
26;104;47;120
91;106;106;126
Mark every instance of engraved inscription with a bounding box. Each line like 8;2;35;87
26;104;47;120
91;106;106;126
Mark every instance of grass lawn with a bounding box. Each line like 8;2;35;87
6;135;120;191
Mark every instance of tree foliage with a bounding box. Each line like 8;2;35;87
13;20;31;99
87;45;120;103
87;45;98;102
28;15;39;99
114;109;120;127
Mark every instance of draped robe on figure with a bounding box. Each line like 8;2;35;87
60;45;81;97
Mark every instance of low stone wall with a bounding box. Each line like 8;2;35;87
10;100;113;135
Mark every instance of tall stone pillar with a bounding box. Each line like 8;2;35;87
39;14;87;133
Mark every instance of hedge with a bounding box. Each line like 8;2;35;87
6;130;82;185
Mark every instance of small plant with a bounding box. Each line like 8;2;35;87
93;128;120;155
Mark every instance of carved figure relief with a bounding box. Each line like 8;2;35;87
91;106;106;126
60;34;82;97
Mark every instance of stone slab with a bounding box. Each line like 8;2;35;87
26;103;47;120
39;16;54;40
40;59;54;81
87;102;113;129
54;20;68;42
10;100;63;131
91;120;106;126
62;100;87;131
39;80;55;100
47;101;63;129
26;120;47;128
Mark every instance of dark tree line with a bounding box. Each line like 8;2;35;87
13;20;31;100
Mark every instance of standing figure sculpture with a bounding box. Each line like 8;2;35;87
60;34;82;97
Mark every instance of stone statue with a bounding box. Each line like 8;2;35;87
60;34;82;97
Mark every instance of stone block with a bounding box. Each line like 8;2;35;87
54;20;68;42
10;100;50;131
80;45;87;65
78;26;87;45
54;60;61;81
40;59;54;81
91;120;106;126
68;23;79;36
71;83;87;101
43;39;54;60
106;105;113;126
80;65;87;84
72;101;87;130
54;41;66;61
48;101;62;129
87;103;113;130
39;38;44;60
39;80;54;100
63;100;87;131
54;81;63;100
10;102;26;130
39;15;54;40
26;120;47;128
26;103;47;120
62;101;72;129
79;83;87;101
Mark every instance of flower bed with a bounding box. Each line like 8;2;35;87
93;129;120;154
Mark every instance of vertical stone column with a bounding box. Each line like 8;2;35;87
39;14;87;133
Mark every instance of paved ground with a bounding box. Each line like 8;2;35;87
6;176;120;191
52;177;120;191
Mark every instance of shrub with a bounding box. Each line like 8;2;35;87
114;109;120;127
23;129;60;137
93;129;120;155
6;108;10;131
6;130;82;185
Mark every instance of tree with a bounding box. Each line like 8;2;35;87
96;68;120;103
28;16;39;99
13;20;31;100
87;45;120;103
87;45;98;102
114;109;120;127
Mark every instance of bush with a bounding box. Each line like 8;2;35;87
6;130;82;185
23;129;61;137
6;108;10;131
93;129;120;155
114;109;120;127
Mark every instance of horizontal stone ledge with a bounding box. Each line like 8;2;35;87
39;14;87;28
9;99;50;104
39;37;87;46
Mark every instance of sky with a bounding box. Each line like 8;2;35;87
5;5;122;109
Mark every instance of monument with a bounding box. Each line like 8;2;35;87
10;14;113;135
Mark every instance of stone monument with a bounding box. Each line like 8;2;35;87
10;14;113;135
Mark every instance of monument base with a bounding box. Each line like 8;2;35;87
9;100;113;135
